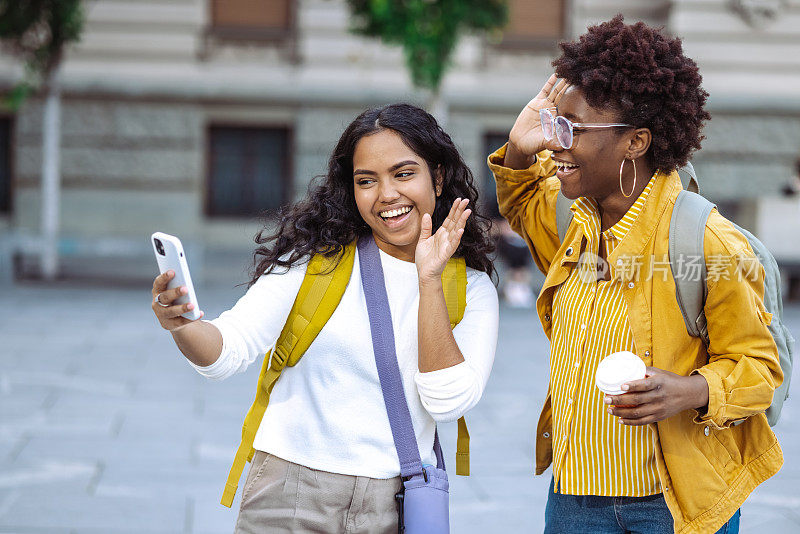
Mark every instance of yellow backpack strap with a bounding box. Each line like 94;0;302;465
442;257;471;476
220;243;356;507
456;417;470;475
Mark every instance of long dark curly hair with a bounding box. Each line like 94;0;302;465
552;14;711;171
247;103;495;287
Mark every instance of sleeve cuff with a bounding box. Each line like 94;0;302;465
691;367;730;430
414;360;473;388
188;320;230;380
487;143;555;184
414;361;482;422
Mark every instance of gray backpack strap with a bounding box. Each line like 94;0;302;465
670;179;794;426
677;162;700;193
669;190;716;345
555;191;575;244
727;222;795;425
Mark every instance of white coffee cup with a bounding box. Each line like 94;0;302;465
595;350;646;396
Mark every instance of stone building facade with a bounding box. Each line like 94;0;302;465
0;0;798;286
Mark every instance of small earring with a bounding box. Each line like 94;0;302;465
619;157;637;198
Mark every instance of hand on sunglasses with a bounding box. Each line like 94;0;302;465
539;108;633;150
506;74;569;166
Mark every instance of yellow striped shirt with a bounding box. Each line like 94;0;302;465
550;172;660;497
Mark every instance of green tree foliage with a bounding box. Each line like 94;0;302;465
347;0;507;91
0;0;84;108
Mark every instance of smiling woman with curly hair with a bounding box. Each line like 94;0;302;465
490;14;782;534
151;103;499;533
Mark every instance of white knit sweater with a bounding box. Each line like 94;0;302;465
193;248;498;478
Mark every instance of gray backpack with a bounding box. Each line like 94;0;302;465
555;163;795;426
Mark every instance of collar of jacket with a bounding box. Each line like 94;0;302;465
565;169;681;276
535;169;683;337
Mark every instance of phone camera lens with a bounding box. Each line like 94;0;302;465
154;238;165;256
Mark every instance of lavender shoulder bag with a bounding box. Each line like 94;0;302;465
358;236;450;534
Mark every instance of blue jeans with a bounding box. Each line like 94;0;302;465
544;479;740;534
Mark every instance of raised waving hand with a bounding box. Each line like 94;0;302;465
415;198;471;283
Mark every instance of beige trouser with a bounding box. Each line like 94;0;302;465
234;451;402;534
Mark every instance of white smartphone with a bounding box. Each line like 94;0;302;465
151;232;202;321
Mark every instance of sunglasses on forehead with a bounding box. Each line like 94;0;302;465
539;108;633;150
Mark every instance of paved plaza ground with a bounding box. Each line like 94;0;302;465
1;277;798;533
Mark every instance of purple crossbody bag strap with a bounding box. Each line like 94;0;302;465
357;236;445;478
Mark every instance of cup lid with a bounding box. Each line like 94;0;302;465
595;351;646;395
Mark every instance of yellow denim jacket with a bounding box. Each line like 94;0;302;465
489;145;783;534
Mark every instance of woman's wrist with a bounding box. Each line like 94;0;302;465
418;275;443;291
504;141;537;170
169;318;203;335
686;374;710;411
170;320;223;367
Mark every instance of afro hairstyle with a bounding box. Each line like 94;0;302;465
552;14;711;171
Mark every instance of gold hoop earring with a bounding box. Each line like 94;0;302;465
619;157;637;198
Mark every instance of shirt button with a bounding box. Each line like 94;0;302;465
544;313;551;322
566;247;573;256
581;324;586;330
627;282;635;289
644;350;650;357
543;432;550;439
617;259;623;266
567;398;573;405
574;361;580;368
704;426;710;436
562;435;568;442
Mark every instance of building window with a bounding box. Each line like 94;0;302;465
0;118;11;214
483;132;508;219
497;0;565;49
207;126;291;218
210;0;293;40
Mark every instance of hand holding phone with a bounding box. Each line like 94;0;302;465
151;232;203;328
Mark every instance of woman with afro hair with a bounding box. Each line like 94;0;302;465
489;15;782;534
